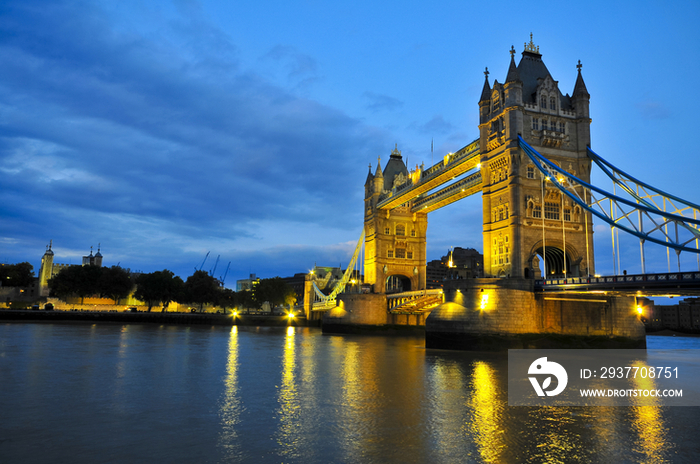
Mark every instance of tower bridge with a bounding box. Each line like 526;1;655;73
307;36;700;349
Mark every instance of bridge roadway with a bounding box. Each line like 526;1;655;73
376;139;481;213
536;271;700;296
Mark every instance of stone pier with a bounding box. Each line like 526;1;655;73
426;278;646;350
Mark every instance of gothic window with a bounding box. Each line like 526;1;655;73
396;224;405;236
559;122;565;134
540;95;547;108
527;166;535;179
385;227;390;235
543;119;548;131
410;229;416;237
564;208;571;221
545;202;560;220
532;118;539;130
550;97;556;110
407;251;413;259
533;205;542;218
388;250;394;258
395;248;406;259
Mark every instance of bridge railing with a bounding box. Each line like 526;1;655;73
386;289;444;310
535;271;700;288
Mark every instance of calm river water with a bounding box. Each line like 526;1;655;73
1;322;699;463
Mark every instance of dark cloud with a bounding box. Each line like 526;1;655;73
0;0;386;281
363;91;404;112
409;115;454;134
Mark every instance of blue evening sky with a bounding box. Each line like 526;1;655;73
1;0;699;285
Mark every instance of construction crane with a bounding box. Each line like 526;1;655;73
219;262;231;287
197;251;210;272
210;255;220;277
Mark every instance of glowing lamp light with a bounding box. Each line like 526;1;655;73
232;311;238;317
636;306;643;315
288;312;295;319
480;293;489;311
477;163;481;169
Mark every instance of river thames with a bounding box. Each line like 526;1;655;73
1;322;698;463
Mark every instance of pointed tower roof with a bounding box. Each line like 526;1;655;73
505;46;521;83
383;144;408;187
374;156;383;178
365;163;374;186
479;67;491;103
572;60;590;98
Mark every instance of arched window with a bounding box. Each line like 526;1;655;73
540;95;547;108
396;224;405;236
550;97;556;110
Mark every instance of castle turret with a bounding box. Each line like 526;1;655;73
38;241;55;297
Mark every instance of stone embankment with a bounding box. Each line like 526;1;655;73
0;309;313;327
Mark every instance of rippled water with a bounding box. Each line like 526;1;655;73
1;323;698;463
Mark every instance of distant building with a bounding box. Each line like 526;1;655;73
236;273;259;292
82;245;103;267
38;242;104;297
426;247;484;289
281;273;307;305
652;298;700;331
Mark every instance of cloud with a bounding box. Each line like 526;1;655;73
0;0;386;281
363;91;404;112
409;115;454;134
636;101;671;120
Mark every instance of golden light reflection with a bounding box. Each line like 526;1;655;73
480;293;489;311
468;361;504;463
276;326;300;454
220;326;241;444
427;360;469;460
630;361;668;463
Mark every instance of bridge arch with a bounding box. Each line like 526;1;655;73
528;241;582;278
386;273;413;293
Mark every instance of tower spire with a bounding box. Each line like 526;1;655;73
479;67;491;103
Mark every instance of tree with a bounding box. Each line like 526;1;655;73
99;266;133;304
0;262;34;287
49;265;102;304
134;270;184;312
182;270;220;312
217;287;236;315
252;277;296;308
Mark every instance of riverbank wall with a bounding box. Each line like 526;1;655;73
0;309;314;327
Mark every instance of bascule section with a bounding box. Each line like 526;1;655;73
479;36;594;279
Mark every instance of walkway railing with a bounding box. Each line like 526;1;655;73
535;271;700;293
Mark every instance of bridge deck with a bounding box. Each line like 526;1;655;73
535;272;700;296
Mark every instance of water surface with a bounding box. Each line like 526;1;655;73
1;323;698;463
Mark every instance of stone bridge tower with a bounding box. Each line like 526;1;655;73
364;146;428;293
480;36;594;278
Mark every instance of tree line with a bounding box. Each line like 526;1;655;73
48;266;297;313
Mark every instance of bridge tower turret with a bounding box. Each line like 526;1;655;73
480;35;594;278
364;146;428;293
